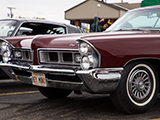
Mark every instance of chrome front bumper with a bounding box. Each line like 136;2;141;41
0;63;123;93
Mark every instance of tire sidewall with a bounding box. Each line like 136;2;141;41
118;61;158;113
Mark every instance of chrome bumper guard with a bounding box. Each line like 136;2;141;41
0;63;123;93
76;68;123;93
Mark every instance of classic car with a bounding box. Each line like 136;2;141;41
1;5;160;114
0;18;81;37
0;18;81;78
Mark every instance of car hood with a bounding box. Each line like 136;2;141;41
3;31;160;50
4;36;35;48
31;31;159;49
31;33;86;49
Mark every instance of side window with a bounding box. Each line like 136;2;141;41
16;27;33;36
16;22;66;36
47;27;65;34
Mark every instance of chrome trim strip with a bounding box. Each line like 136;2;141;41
0;62;30;70
30;65;75;74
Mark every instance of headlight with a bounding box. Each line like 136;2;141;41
79;42;91;55
3;51;11;63
1;42;8;51
77;40;100;70
81;56;90;70
0;40;12;63
81;55;97;70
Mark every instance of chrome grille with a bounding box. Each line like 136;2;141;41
38;49;81;65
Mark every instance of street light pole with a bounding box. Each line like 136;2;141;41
96;4;101;32
7;7;15;18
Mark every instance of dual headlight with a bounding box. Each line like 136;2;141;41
78;40;100;70
0;41;12;63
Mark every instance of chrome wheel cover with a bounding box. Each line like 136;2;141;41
128;70;151;100
126;64;156;106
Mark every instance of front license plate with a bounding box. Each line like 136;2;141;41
32;73;47;87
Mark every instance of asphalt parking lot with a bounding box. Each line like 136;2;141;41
0;79;160;120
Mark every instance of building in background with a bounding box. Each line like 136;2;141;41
65;0;141;31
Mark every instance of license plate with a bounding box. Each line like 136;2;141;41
32;73;47;87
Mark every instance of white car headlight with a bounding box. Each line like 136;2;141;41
0;40;12;63
81;55;98;70
79;42;91;55
1;42;8;51
81;56;90;70
3;50;11;63
77;40;100;70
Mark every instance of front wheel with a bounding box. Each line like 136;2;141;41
111;61;159;114
38;87;72;99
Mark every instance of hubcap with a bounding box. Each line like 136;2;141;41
129;69;151;100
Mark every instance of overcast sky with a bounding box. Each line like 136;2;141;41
0;0;143;24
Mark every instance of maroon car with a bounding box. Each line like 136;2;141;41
1;5;160;114
0;18;81;37
0;18;81;78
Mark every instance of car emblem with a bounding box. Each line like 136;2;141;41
69;44;75;47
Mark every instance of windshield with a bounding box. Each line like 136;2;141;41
0;20;17;37
106;8;160;31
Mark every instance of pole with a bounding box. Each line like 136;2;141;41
96;4;101;32
7;7;15;18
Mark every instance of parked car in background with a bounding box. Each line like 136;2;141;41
0;18;81;78
1;5;160;114
0;19;81;38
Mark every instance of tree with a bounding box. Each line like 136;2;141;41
141;0;160;7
